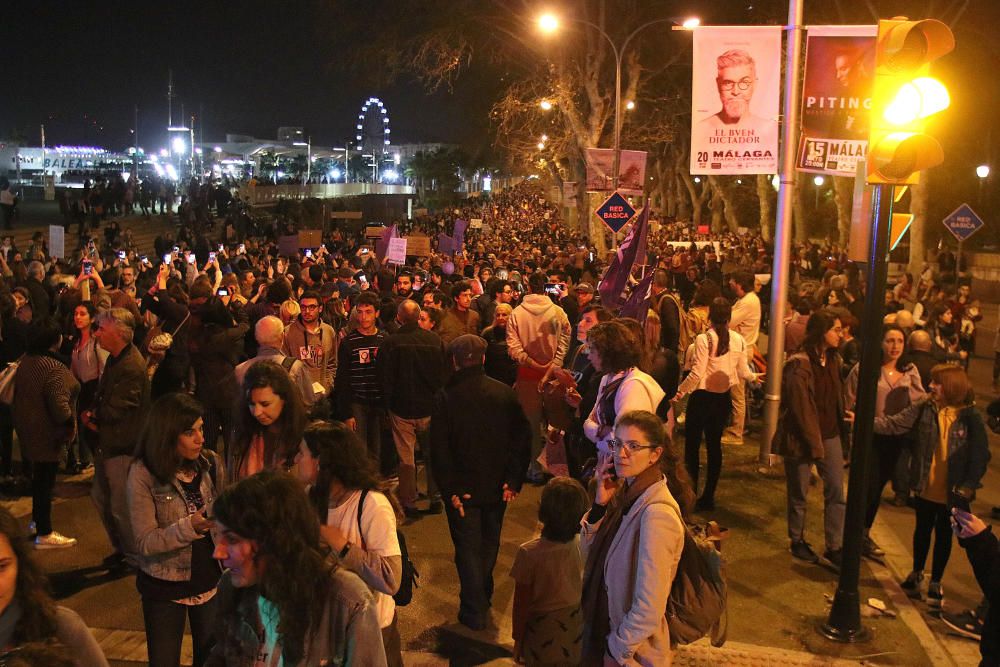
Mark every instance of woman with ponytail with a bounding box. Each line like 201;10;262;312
672;298;758;512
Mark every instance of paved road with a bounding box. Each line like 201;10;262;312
17;366;999;666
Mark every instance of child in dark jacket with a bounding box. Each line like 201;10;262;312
953;508;999;667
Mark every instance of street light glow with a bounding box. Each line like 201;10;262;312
329;168;341;180
538;13;559;33
537;142;546;150
539;100;553;111
171;137;186;154
625;100;635;110
682;17;701;29
977;164;990;179
540;134;548;141
213;146;222;153
814;175;825;186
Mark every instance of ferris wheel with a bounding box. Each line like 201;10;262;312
356;97;391;181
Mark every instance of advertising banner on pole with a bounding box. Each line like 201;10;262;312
585;148;647;195
690;26;781;175
796;25;877;176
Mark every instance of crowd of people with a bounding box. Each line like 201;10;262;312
0;177;996;666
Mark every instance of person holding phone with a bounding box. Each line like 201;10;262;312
952;508;999;665
579;411;692;666
127;393;223;667
873;364;989;609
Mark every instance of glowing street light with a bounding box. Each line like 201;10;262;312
682;17;701;30
171;137;186;154
977;164;990;179
540;99;553;111
625;100;635;110
537;142;546;150
813;175;825;186
539;12;681;193
538;13;559;33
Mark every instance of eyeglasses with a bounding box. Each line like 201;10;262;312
608;438;660;455
717;77;753;92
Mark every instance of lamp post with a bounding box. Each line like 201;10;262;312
538;13;691;192
977;164;990;207
813;175;825;208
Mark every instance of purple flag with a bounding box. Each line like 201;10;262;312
375;224;398;261
618;271;654;321
598;205;649;311
438;232;454;255
453;219;468;251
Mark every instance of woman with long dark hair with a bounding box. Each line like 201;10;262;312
294;421;404;666
0;506;108;666
228;360;306;482
580;410;693;666
673;298;757;512
127;393;223;667
773;310;848;569
207;471;387;665
845;324;924;558
69;301;105;473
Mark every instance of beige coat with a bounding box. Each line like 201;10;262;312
580;477;684;666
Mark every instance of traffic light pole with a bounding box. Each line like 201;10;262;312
820;183;893;642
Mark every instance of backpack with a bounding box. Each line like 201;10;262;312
665;508;728;647
658;292;699;354
357;489;420;606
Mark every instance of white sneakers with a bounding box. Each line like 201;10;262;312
34;531;77;549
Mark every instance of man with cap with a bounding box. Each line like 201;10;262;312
431;334;531;630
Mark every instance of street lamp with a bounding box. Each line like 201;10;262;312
813;175;825;207
539;99;553;111
977;164;990;206
538;12;684;192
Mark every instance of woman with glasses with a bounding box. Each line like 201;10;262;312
583;321;666;460
580;410;694;666
672;298;758;512
773;310;848;570
228;361;306;483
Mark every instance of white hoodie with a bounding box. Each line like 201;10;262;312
506;294;572;367
584;367;667;453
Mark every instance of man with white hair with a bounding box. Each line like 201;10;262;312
24;260;50;322
86;308;149;571
233;315;315;408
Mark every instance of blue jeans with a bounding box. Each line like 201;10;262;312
444;501;506;626
784;436;846;552
141;595;217;667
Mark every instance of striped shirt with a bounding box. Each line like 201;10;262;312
334;329;386;416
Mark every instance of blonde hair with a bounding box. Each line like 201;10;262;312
280;299;301;325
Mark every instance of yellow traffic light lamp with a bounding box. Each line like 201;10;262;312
867;18;955;185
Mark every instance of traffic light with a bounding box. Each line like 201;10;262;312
867;18;955;185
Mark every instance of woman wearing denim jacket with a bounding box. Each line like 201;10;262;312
873;364;990;610
127;393;224;667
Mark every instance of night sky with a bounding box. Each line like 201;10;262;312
4;0;999;178
2;1;495;151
